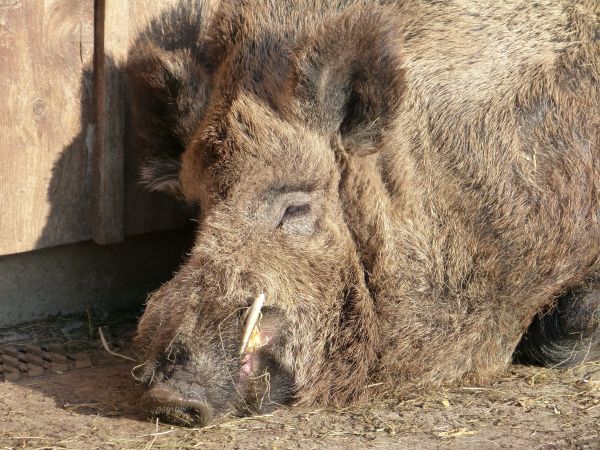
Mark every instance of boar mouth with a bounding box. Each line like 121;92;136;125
138;294;294;426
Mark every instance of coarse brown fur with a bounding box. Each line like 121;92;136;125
127;0;600;426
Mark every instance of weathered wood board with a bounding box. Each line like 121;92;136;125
0;0;95;255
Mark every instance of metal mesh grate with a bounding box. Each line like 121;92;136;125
0;344;93;381
0;310;137;381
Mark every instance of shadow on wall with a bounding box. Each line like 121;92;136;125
22;0;211;322
37;0;208;249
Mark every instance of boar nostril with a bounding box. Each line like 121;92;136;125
141;385;211;427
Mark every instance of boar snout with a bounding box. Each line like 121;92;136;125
138;347;237;427
141;385;211;427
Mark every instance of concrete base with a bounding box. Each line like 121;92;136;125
0;228;195;328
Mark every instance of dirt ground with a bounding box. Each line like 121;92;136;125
1;314;599;449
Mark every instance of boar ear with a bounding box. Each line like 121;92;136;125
293;7;404;156
127;43;210;196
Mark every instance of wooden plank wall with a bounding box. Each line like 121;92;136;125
0;0;198;256
92;0;128;244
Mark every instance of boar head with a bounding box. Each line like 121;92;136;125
128;7;403;426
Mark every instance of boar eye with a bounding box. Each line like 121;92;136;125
278;203;310;227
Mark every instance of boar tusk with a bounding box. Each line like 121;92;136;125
240;293;265;356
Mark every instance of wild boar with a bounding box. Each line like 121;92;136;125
127;0;600;426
